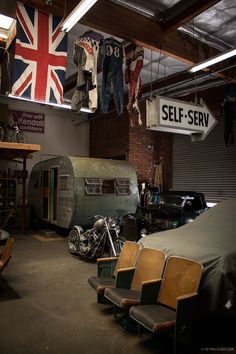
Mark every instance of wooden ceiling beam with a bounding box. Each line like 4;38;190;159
160;0;222;32
141;71;200;96
80;0;220;67
0;0;16;19
15;0;223;68
5;0;234;92
63;0;235;92
17;0;78;18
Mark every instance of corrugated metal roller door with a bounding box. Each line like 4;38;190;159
172;113;236;203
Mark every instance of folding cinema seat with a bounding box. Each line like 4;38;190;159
88;241;140;302
104;247;167;315
129;256;203;354
0;237;14;274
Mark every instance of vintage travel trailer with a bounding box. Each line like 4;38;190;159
28;156;139;229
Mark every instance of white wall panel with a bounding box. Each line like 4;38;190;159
0;97;89;206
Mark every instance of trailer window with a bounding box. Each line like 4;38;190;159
102;179;115;194
59;175;70;189
115;178;130;195
85;178;102;195
84;178;130;195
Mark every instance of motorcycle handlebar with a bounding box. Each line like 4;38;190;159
90;215;104;219
89;215;119;221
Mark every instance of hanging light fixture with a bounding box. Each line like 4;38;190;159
0;14;16;42
189;47;236;73
8;94;94;113
61;0;98;32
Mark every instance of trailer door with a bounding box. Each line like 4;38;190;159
50;167;58;222
42;170;50;220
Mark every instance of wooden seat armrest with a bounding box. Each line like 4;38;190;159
175;292;199;331
141;278;162;286
117;267;135;273
177;292;198;302
97;257;118;263
140;279;162;305
116;267;135;289
0;255;11;273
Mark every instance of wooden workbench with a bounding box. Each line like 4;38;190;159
0;141;40;159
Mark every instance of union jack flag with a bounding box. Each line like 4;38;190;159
11;1;67;104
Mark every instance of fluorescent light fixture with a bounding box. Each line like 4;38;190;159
0;14;14;30
61;0;98;32
8;94;93;113
0;14;16;42
190;48;236;73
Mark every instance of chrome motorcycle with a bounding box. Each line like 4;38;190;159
68;215;126;259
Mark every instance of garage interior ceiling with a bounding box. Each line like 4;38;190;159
0;0;236;104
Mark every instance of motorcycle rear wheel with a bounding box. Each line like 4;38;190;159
17;131;27;144
109;237;126;257
68;229;79;254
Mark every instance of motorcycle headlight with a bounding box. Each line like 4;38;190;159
108;219;117;229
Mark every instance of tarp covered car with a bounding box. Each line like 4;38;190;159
140;198;236;318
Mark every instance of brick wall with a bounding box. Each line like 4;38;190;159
128;124;172;189
89;100;172;190
89;107;129;159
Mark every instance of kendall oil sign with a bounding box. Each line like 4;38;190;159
8;109;45;133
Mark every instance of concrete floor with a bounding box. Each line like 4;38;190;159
0;232;235;354
0;232;174;354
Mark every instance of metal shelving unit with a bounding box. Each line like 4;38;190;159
0;177;17;227
0;141;41;232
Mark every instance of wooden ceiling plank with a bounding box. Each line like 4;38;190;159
0;0;16;19
16;0;223;68
23;0;60;16
160;0;222;32
11;0;234;91
80;0;219;67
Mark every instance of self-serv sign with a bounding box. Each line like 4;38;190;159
146;95;217;141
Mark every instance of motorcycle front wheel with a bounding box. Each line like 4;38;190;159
68;228;79;254
109;237;126;257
